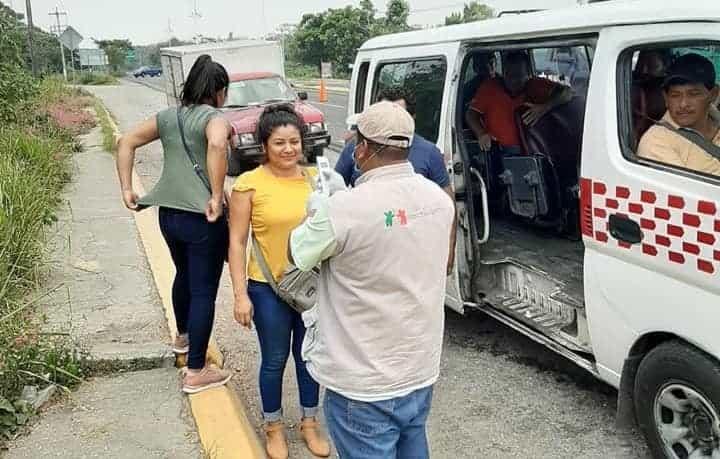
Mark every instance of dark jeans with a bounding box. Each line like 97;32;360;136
158;207;227;370
324;386;434;459
247;280;319;421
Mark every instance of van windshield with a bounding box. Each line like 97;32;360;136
225;77;296;107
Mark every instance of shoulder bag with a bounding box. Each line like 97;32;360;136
250;171;320;314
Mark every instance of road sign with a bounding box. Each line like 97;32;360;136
59;26;83;50
126;49;136;62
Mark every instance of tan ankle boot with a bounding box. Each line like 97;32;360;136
264;421;288;459
299;417;331;457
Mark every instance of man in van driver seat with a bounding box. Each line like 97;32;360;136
637;53;720;176
465;50;573;155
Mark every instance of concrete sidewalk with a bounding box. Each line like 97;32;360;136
6;125;201;457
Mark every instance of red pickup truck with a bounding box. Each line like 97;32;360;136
222;72;331;175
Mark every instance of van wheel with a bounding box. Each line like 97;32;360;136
634;340;720;459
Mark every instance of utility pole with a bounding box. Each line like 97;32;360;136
190;0;202;44
49;7;68;80
166;18;173;48
25;0;38;77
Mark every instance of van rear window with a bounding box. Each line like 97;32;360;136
373;58;447;143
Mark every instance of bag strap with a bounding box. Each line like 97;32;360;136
251;235;281;292
176;108;213;193
656;120;720;162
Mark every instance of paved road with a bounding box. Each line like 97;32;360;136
89;80;650;459
125;76;350;151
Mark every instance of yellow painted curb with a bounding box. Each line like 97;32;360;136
99;103;264;459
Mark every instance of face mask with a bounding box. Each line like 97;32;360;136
352;142;376;174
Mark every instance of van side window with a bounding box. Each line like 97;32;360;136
621;43;720;179
373;58;447;143
531;46;591;93
354;62;370;113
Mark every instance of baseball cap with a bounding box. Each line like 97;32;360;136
663;53;717;90
356;101;414;148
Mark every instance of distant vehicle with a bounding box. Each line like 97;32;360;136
223;72;330;175
159;40;285;106
133;66;162;78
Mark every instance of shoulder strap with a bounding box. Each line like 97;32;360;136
657;120;720;162
176;108;213;193
250;235;281;292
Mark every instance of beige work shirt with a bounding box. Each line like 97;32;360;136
637;112;720;176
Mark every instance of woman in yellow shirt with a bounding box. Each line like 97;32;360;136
228;105;329;459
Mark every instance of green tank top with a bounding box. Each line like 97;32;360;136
138;104;221;213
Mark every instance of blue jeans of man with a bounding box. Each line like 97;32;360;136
158;207;227;370
324;386;435;459
247;280;319;421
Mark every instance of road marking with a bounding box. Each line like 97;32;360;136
99;104;264;459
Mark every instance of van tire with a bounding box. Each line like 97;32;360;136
634;340;720;459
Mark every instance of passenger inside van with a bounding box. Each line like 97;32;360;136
461;53;497;115
465;51;573;156
637;53;720;176
632;49;671;143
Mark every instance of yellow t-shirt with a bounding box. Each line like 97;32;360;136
233;165;317;283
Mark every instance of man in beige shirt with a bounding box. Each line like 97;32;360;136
638;53;720;176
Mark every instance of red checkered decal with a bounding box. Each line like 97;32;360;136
580;178;720;276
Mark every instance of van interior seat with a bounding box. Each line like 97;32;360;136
515;94;587;189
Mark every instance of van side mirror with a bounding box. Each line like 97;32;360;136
298;91;309;101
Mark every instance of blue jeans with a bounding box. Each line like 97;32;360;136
159;207;227;370
324;386;435;459
248;280;319;421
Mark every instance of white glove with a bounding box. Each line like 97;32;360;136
316;169;347;196
306;190;329;215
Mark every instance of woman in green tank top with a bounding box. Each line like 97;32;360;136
116;55;233;394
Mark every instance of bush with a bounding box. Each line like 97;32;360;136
0;64;38;124
285;61;320;80
0;79;86;443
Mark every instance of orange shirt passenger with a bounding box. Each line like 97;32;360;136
466;51;572;154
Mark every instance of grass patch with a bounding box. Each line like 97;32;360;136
95;101;118;153
0;77;89;444
285;61;320;80
75;72;118;86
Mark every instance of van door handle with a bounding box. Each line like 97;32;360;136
608;214;642;244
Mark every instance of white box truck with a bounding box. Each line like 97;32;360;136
160;40;285;106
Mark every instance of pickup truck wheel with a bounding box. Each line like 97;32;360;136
634;340;720;459
227;153;257;176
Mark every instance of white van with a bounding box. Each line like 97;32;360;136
349;2;720;457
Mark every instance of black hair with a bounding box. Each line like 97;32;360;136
375;87;416;116
180;54;230;107
256;103;305;150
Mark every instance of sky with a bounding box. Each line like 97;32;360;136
7;0;579;46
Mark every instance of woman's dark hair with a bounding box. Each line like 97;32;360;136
180;54;229;107
256;104;305;149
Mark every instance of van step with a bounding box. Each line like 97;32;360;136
478;262;591;354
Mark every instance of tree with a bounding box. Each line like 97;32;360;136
445;1;494;25
383;0;411;34
445;12;463;26
95;39;132;72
